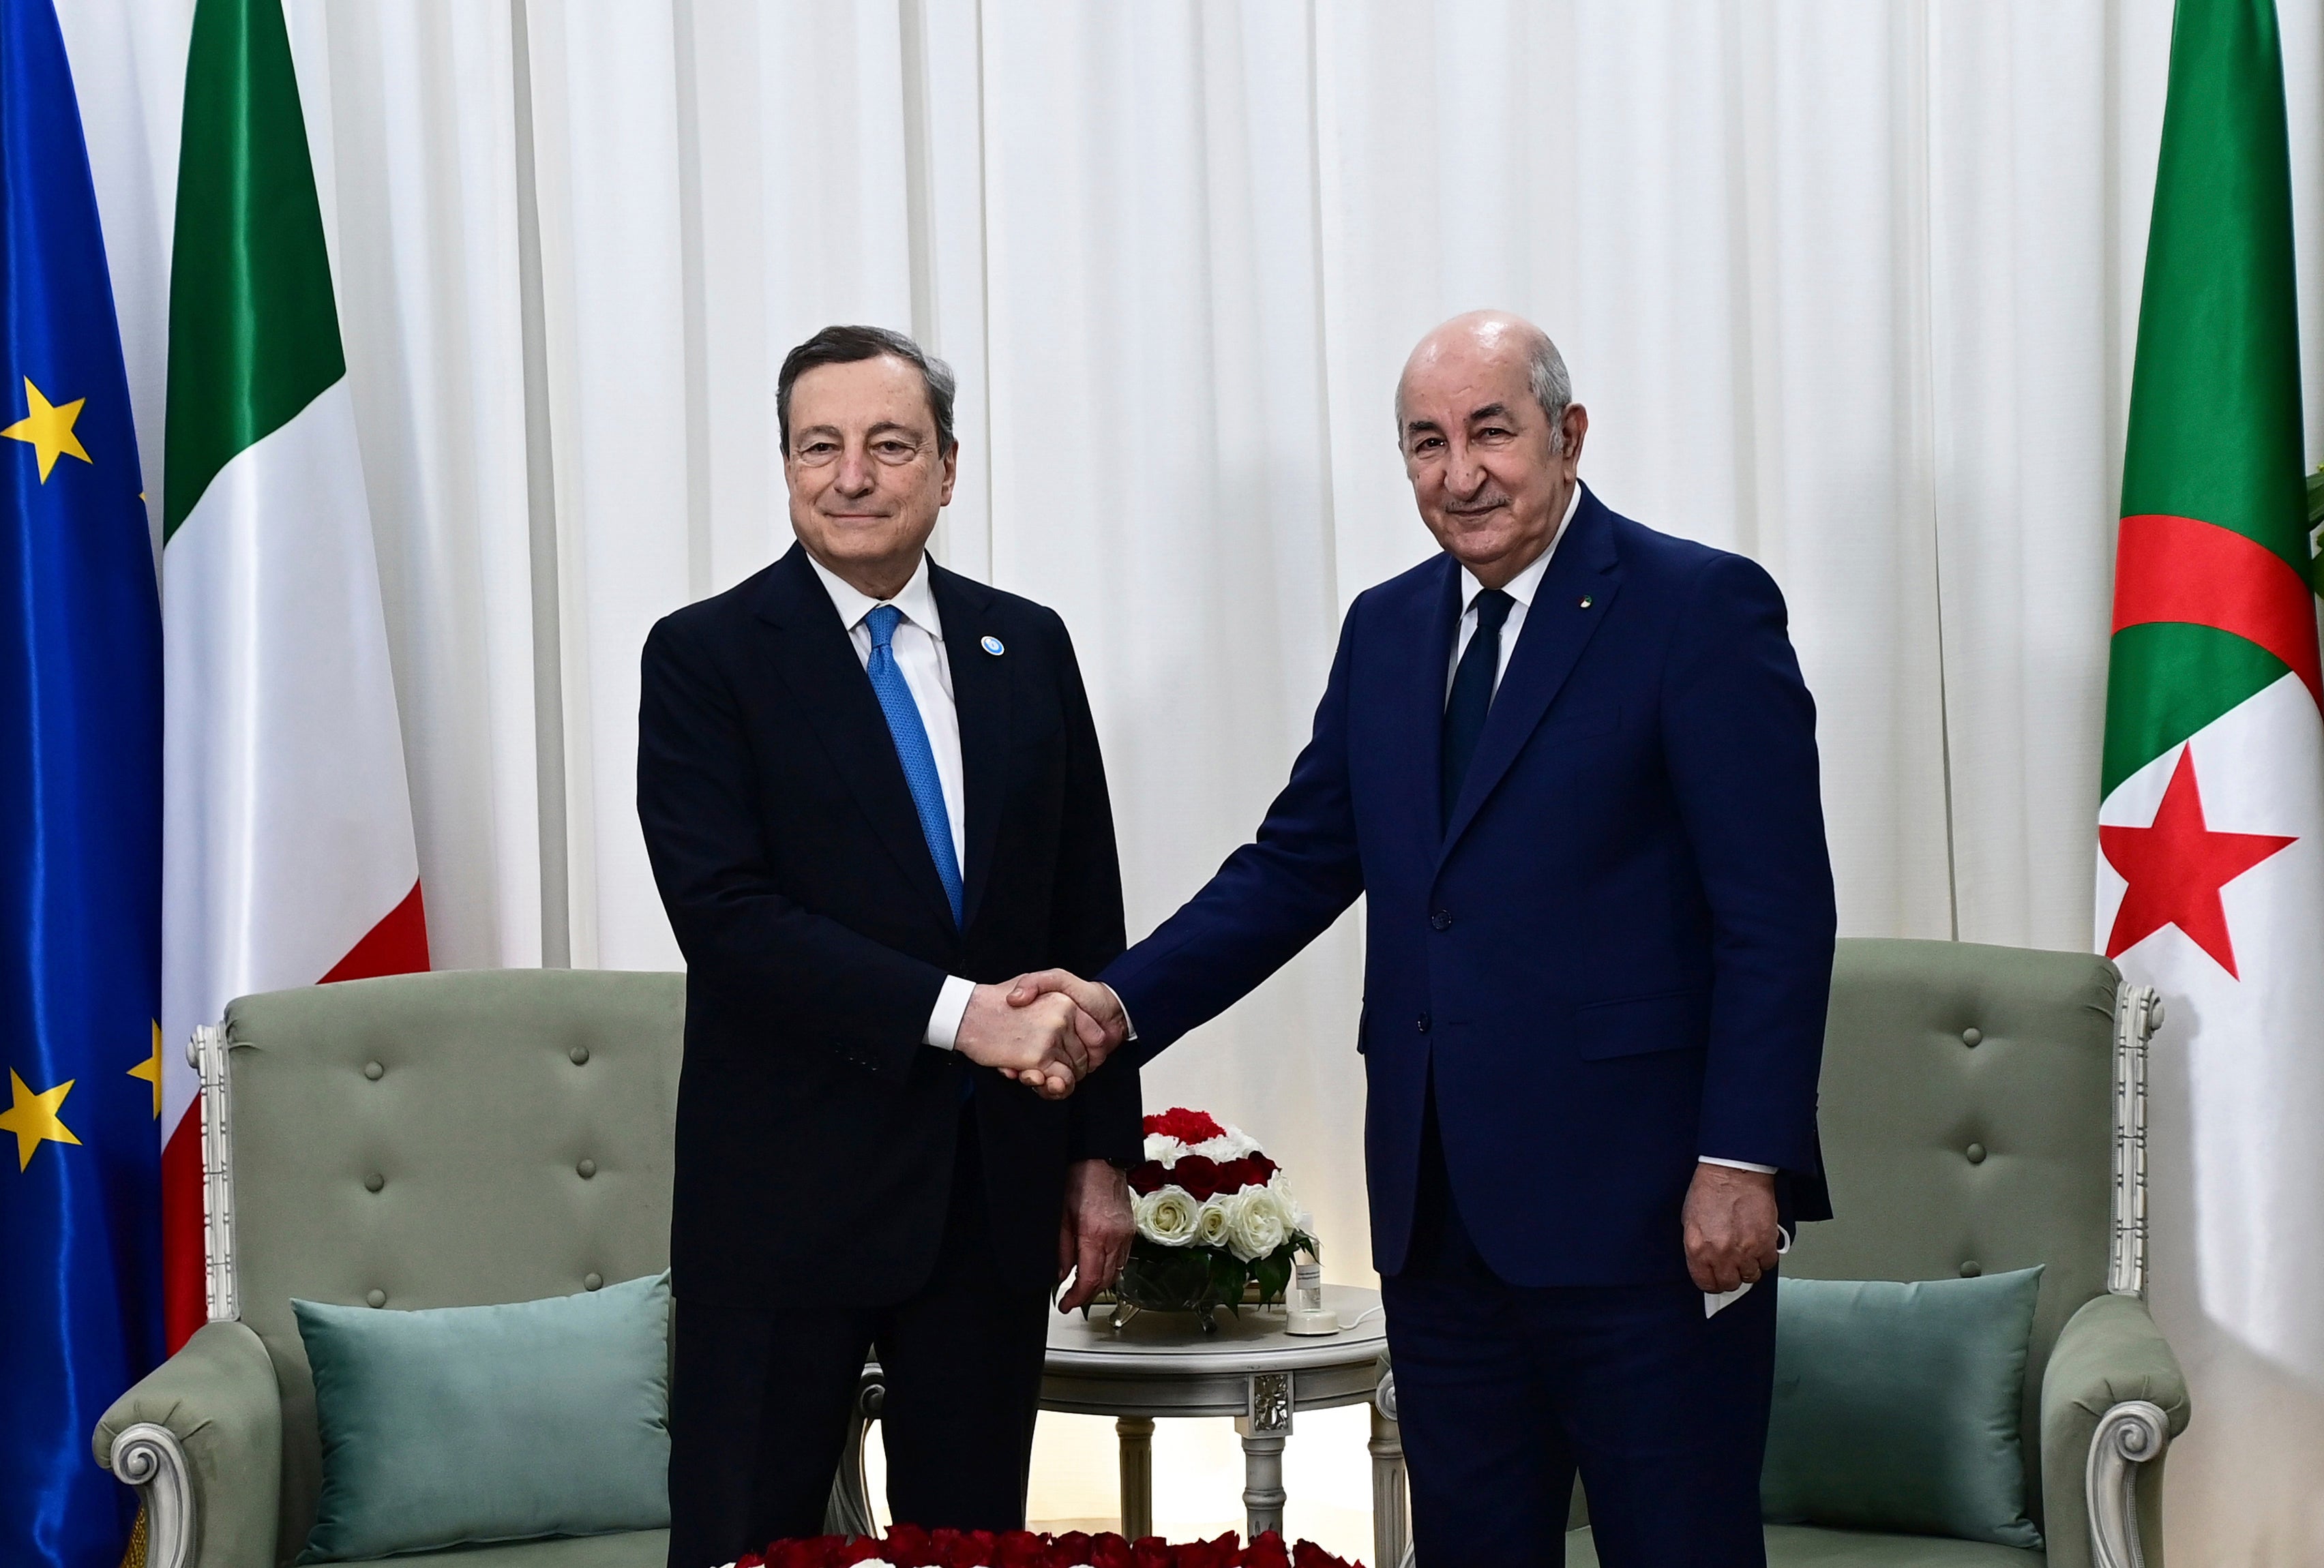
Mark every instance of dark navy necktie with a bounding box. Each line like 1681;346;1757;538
863;605;964;925
1442;588;1515;834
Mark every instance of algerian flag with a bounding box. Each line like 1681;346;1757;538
157;0;427;1346
2098;0;2323;1376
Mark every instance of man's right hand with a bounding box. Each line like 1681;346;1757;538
955;984;1098;1100
1005;969;1131;1056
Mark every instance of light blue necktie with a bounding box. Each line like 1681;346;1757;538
863;604;964;926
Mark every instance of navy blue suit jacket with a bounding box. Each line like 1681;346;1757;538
1103;488;1836;1286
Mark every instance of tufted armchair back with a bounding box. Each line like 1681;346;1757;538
1785;937;2128;1533
205;968;685;1564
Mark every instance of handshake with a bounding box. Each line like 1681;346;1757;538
953;970;1131;1099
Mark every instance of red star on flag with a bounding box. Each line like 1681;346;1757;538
2100;745;2296;978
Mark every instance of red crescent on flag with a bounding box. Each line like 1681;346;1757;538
2113;513;2323;710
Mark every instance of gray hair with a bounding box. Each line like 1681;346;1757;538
777;324;958;453
1395;323;1575;453
1528;333;1573;454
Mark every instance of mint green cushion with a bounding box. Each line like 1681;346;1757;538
1762;1268;2043;1550
293;1273;672;1563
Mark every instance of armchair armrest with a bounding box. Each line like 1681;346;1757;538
2040;1292;2190;1568
94;1320;283;1568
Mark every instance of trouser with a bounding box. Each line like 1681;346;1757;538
1380;1088;1778;1568
665;1113;1052;1568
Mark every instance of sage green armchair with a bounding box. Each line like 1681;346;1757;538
1561;939;2189;1568
93;969;877;1568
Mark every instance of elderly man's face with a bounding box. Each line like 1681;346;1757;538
1397;324;1587;590
784;355;957;595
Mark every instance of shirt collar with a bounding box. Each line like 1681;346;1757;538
1459;482;1582;613
804;548;944;640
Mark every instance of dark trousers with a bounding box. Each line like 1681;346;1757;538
1380;1092;1777;1568
666;1115;1052;1568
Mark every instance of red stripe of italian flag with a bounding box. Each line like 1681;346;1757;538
2098;0;2324;1372
157;0;428;1348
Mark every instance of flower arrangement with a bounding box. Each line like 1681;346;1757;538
729;1526;1360;1568
1112;1109;1316;1320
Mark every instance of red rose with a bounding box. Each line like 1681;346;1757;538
993;1531;1049;1568
1223;1156;1285;1192
1086;1533;1135;1568
884;1524;936;1567
1051;1531;1095;1567
1292;1543;1352;1568
833;1539;886;1567
1127;1162;1167;1196
1170;1155;1222;1200
1243;1532;1292;1568
1129;1537;1172;1568
1144;1107;1225;1144
1185;1535;1245;1568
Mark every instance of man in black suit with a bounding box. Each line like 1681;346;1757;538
638;325;1141;1568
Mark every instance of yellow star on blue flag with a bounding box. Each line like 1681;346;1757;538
1;374;90;481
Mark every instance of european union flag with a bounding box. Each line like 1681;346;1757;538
0;1;166;1564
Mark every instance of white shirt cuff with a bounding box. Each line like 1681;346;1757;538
924;975;978;1051
1103;982;1137;1042
1700;1156;1778;1175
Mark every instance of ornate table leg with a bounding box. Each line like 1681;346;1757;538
1371;1367;1410;1568
1237;1371;1294;1540
1116;1416;1154;1541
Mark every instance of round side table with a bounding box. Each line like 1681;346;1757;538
1040;1284;1407;1568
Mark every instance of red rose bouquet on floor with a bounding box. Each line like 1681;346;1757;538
1109;1109;1317;1321
729;1526;1360;1568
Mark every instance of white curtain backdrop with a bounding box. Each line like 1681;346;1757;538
57;1;2324;1558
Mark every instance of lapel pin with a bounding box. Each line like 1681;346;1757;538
1578;595;1594;609
981;635;1005;656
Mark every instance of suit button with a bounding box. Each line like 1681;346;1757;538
1417;1013;1431;1034
1965;1143;1986;1165
1430;911;1453;931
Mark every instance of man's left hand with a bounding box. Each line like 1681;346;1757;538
1682;1162;1780;1293
1057;1158;1135;1312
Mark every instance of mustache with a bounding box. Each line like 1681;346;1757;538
1444;495;1512;515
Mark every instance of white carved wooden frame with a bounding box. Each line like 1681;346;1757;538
2087;1398;2171;1568
110;1422;192;1568
113;1025;233;1568
2109;986;2160;1299
2087;983;2168;1568
192;1021;238;1324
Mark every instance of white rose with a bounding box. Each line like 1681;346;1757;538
1135;1186;1201;1247
1143;1132;1187;1164
1227;1184;1290;1262
1195;1197;1235;1248
1269;1175;1314;1238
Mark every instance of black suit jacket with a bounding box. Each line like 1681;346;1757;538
638;543;1142;1308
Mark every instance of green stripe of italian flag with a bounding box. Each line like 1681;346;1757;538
157;0;428;1348
2098;0;2324;1372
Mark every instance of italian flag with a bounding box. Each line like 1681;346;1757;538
2098;0;2323;1372
157;0;427;1347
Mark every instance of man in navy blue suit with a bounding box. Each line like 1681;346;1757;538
1015;312;1836;1565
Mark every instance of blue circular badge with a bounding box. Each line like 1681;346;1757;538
981;635;1005;656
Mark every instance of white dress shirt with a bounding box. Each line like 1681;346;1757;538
1447;487;1576;702
1446;487;1771;1177
803;551;979;1051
